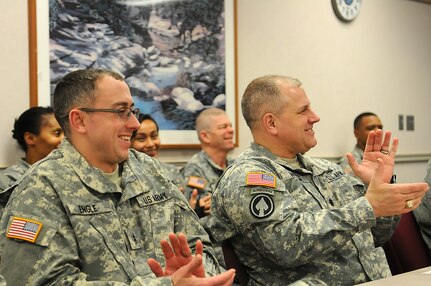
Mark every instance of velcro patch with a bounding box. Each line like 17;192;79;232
187;176;207;189
246;172;276;188
6;217;43;243
250;194;274;218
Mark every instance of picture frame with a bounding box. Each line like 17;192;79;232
28;0;238;149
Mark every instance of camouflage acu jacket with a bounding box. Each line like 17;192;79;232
0;139;220;285
181;150;234;203
0;159;31;214
210;143;399;286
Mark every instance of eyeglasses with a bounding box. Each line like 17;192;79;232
78;107;140;120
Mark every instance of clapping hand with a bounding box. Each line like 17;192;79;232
147;233;236;286
347;129;398;184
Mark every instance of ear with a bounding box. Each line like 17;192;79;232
199;130;211;144
69;109;87;134
354;129;360;139
23;131;37;147
262;113;278;135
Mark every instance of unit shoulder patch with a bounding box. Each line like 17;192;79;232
249;194;274;219
6;216;43;243
246;172;276;188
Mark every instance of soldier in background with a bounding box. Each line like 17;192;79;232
0;69;235;286
181;108;235;218
131;113;184;189
181;108;235;268
338;112;383;175
0;106;64;212
210;75;428;285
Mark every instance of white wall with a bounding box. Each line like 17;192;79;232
0;1;29;167
1;0;431;183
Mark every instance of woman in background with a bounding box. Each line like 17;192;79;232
0;106;64;209
131;114;185;186
131;114;197;209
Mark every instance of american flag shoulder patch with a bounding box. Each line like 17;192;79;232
246;172;276;188
187;176;207;189
6;216;43;243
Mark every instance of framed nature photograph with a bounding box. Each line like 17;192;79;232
28;0;238;148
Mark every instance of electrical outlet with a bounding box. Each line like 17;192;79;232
406;115;414;131
398;115;404;131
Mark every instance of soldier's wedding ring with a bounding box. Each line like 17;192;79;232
380;149;390;155
405;200;414;209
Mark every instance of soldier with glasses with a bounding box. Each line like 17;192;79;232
0;69;235;286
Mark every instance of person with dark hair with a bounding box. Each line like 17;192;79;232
131;114;184;189
210;75;428;285
338;112;383;175
131;114;199;209
0;69;235;285
0;106;64;210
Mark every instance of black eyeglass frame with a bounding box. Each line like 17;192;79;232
78;107;140;120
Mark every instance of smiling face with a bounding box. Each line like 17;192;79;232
29;113;64;162
203;114;235;152
131;119;161;157
79;76;140;172
273;85;320;158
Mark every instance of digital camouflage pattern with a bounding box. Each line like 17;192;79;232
0;159;30;190
210;143;399;286
0;159;31;214
0;139;220;286
413;159;431;256
181;151;234;203
159;161;184;190
180;150;234;269
338;145;363;176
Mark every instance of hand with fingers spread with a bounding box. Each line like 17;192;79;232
364;158;429;217
347;129;398;184
147;233;235;286
148;233;204;277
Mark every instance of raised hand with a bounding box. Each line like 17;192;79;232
347;129;398;184
189;189;198;209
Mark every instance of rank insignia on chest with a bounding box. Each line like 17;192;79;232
187;176;207;189
6;217;43;243
246;172;276;188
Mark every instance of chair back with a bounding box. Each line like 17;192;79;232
383;212;431;275
221;239;249;286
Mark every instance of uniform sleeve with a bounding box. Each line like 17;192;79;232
0;172;14;212
181;164;209;200
371;216;401;246
212;164;377;268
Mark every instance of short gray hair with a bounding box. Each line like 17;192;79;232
241;75;302;130
195;108;227;141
